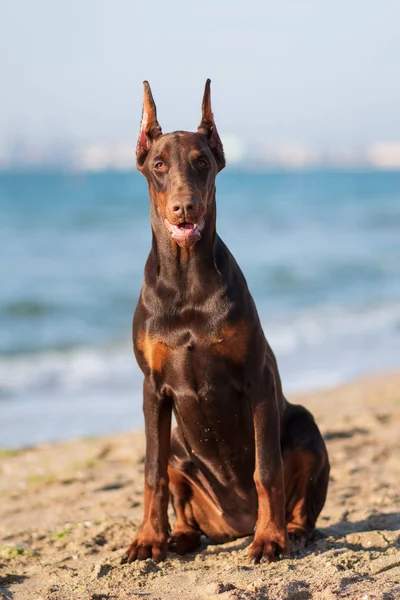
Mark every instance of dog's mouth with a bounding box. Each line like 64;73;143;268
164;219;204;246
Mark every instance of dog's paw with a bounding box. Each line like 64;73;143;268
287;525;309;548
248;531;289;564
123;534;168;563
168;530;201;555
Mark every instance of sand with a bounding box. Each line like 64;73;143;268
1;371;399;600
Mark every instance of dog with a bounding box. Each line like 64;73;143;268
124;80;329;564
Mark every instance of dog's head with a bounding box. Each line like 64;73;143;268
136;80;225;248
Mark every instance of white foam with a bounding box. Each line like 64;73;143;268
265;301;400;356
0;343;141;398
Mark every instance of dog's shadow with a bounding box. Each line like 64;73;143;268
177;511;400;561
0;573;28;600
317;511;400;554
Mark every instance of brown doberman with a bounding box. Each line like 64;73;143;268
124;80;330;564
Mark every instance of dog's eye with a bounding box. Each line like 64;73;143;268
154;161;165;171
197;159;209;170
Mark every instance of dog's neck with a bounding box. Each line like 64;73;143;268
145;195;223;302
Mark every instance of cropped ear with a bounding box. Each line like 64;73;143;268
197;79;225;172
136;81;162;168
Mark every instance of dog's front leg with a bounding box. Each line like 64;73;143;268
249;375;289;564
125;379;172;563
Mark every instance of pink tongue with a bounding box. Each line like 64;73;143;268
178;223;194;230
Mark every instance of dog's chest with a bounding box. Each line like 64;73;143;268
136;319;249;377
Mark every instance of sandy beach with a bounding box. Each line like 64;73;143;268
1;371;399;600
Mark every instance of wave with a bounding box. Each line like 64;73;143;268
264;301;400;354
2;299;56;318
0;342;139;399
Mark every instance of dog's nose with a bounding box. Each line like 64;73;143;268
170;196;198;219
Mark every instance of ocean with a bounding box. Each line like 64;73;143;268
1;169;400;447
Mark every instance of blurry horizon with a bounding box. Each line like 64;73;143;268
1;0;400;158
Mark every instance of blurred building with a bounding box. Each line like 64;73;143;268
220;135;246;164
1;137;400;171
74;142;137;171
367;142;400;169
263;143;318;169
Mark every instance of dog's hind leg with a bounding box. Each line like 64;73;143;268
167;429;202;555
281;404;330;544
168;466;202;555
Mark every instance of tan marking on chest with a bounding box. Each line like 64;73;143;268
137;332;170;372
213;321;249;363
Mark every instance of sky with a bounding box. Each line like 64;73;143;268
1;1;400;148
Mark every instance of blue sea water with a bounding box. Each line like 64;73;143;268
1;169;400;447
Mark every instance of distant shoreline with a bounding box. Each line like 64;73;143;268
2;165;400;175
